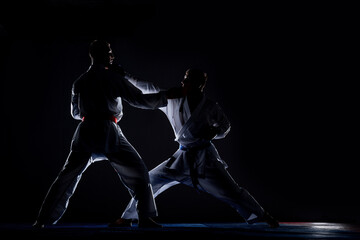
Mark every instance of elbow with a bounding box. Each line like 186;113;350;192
71;109;82;120
73;115;82;121
71;113;82;120
215;125;231;139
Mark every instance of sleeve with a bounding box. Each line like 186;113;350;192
212;102;231;139
70;81;82;120
125;72;162;94
119;75;168;110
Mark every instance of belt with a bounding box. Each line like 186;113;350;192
179;142;211;191
82;116;118;123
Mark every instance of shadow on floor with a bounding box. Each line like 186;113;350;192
1;222;360;240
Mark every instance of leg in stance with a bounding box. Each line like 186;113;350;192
110;160;180;227
107;146;170;227
33;151;92;227
196;161;279;227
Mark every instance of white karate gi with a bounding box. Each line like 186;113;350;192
121;79;266;224
35;65;167;224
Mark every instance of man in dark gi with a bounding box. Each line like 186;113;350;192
33;40;173;228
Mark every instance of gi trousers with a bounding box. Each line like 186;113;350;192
121;159;265;223
35;147;157;224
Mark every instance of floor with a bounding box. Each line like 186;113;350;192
1;222;360;240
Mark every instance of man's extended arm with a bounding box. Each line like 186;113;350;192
119;75;168;110
124;71;184;99
125;73;162;94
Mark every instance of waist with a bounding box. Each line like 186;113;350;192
82;115;118;123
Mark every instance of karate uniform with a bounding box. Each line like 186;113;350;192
121;79;266;224
35;64;167;224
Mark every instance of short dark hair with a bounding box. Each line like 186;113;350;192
89;40;110;59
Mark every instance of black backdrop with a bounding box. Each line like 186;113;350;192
0;1;358;224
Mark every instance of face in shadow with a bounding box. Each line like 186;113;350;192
89;40;115;67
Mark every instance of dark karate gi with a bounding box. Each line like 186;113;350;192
35;64;167;224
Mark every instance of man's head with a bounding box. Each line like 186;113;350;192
89;40;114;66
181;68;208;94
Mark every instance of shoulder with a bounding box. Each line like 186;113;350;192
72;69;91;90
74;72;86;83
203;98;227;117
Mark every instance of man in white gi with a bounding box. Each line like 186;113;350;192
33;40;174;228
110;68;279;228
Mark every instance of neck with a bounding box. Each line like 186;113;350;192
92;61;110;66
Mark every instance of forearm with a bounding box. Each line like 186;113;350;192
125;73;162;94
214;124;231;139
125;90;168;110
71;104;82;120
70;90;82;120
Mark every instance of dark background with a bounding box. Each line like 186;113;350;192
0;1;358;224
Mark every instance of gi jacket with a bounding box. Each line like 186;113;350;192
161;96;231;177
70;64;168;153
128;78;231;177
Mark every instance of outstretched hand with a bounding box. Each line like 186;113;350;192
166;87;186;99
